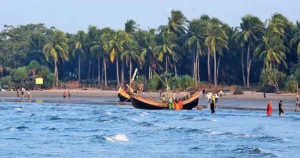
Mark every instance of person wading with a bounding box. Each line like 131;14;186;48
266;101;273;116
279;100;284;116
210;96;216;114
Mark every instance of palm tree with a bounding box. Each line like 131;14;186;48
109;30;129;87
125;19;139;35
87;26;98;80
255;36;287;70
89;28;103;86
154;32;177;77
290;21;300;60
265;13;289;39
233;15;264;87
69;30;87;82
28;32;48;65
121;40;139;85
101;28;115;89
43;30;69;86
159;10;187;35
138;29;158;79
205;17;228;87
184;18;206;84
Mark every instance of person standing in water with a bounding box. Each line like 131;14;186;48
264;92;266;98
266;101;273;116
215;93;219;103
279;100;284;116
210;96;216;114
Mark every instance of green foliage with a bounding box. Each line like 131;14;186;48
37;66;50;77
182;75;195;89
260;70;286;93
12;67;28;82
1;76;12;86
28;60;40;76
170;77;183;90
295;67;300;83
147;75;161;91
284;75;298;92
43;73;55;89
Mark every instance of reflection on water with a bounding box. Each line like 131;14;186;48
0;102;300;158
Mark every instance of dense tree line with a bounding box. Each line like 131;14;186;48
0;10;300;92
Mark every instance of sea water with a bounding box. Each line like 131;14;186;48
0;102;299;158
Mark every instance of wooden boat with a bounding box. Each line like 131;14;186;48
118;87;131;102
130;91;200;110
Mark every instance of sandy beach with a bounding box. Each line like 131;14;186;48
0;89;299;111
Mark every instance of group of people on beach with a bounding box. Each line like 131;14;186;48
16;88;32;99
63;90;71;98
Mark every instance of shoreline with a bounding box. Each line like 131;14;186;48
0;90;299;111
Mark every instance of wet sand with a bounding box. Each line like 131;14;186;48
0;90;298;111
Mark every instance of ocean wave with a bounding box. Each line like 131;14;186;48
46;115;62;120
42;127;56;131
233;147;280;157
104;134;129;142
182;116;216;122
105;112;111;115
8;126;28;131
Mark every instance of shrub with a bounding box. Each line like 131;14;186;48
233;89;244;95
284;75;297;92
147;75;161;91
0;76;12;86
43;73;55;89
170;77;183;90
260;70;285;93
12;67;28;82
182;75;195;89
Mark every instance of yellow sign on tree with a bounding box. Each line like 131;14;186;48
35;78;43;85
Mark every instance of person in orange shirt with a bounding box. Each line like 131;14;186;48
174;99;179;110
177;99;183;110
266;101;273;116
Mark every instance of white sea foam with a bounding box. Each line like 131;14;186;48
105;112;111;115
139;112;149;117
104;134;129;142
15;108;22;111
10;128;16;131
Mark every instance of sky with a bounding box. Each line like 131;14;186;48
1;0;300;33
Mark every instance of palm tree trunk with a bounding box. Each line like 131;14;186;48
241;50;246;87
78;55;81;82
148;64;151;79
246;43;251;88
121;61;124;87
193;53;197;84
87;61;91;80
207;47;211;85
165;56;168;85
214;50;217;87
174;61;177;77
92;60;96;81
129;58;132;86
54;61;58;86
116;56;120;87
197;54;200;83
217;55;220;83
247;59;252;88
165;56;168;75
98;55;101;86
104;56;107;89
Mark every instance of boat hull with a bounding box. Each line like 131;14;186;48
118;88;131;102
130;92;200;110
131;96;168;110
